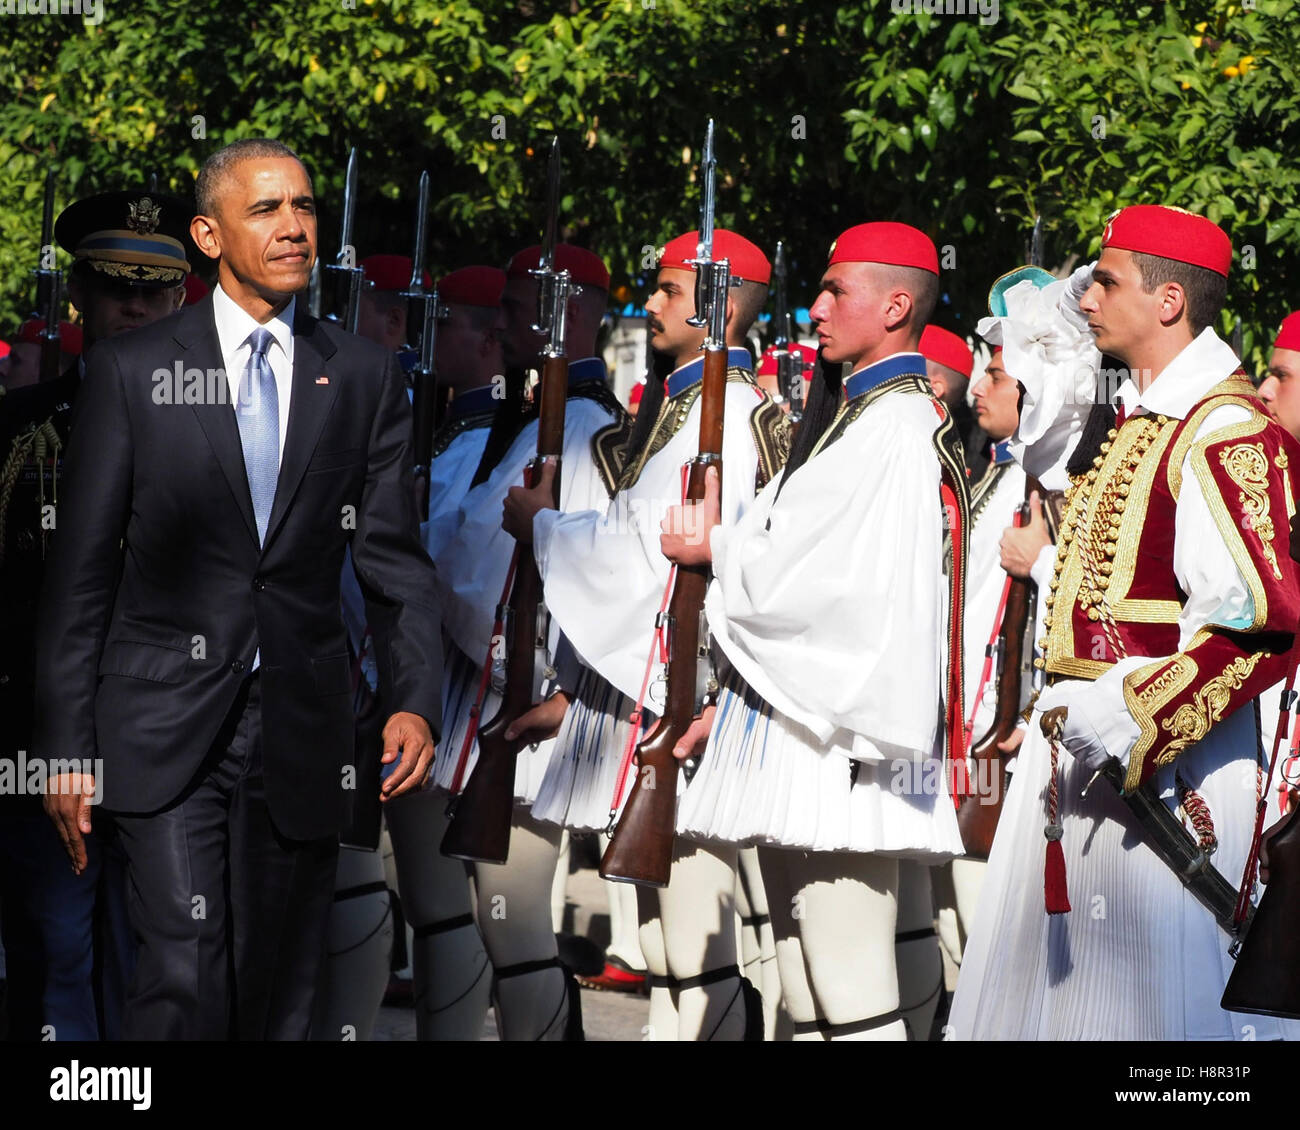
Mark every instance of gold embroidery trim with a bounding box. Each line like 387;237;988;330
1046;414;1180;680
1188;413;1272;631
1123;649;1265;792
1220;441;1282;581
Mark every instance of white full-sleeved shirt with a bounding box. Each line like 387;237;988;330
533;349;771;705
706;352;948;763
212;283;294;468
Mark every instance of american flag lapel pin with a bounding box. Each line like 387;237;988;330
316;374;330;385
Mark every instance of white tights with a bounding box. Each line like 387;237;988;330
759;846;906;1041
636;838;750;1041
385;789;491;1040
474;806;571;1040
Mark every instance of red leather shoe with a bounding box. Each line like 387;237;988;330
577;956;649;995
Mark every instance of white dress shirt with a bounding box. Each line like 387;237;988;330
212;282;295;468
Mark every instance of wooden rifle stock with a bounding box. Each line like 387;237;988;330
1221;803;1300;1017
440;354;568;863
600;347;727;887
956;477;1045;859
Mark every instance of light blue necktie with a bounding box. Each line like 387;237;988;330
236;327;279;545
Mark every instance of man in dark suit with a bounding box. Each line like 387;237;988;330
35;138;442;1040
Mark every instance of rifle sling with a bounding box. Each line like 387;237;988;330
1100;759;1249;936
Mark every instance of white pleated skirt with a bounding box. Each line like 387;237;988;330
950;677;1300;1040
531;665;652;833
677;672;965;859
429;642;554;807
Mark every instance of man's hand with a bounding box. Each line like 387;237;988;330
44;771;97;875
1038;693;1109;773
999;490;1051;579
502;460;558;544
996;726;1026;755
660;466;721;566
504;691;571;745
672;704;717;761
413;473;430;523
380;711;436;801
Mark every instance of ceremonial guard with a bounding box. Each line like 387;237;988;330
921;323;982;473
499;222;787;1040
428;241;622;1040
3;319;82;390
664;222;967;1040
380;266;510;1041
1260;312;1300;443
951;205;1300;1040
0;187;191;1041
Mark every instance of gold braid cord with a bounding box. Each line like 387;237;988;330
0;418;61;568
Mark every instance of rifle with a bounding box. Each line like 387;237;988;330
441;137;575;864
957;479;1048;857
600;119;737;887
401;170;448;497
32;171;63;382
1220;514;1300;1017
771;240;808;422
323;147;362;333
956;213;1047;857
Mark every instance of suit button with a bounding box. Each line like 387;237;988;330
252;577;266;591
230;660;246;674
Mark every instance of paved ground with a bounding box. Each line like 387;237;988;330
374;853;651;1041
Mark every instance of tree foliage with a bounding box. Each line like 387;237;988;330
1;0;1296;368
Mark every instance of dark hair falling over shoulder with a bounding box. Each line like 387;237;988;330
1065;356;1126;479
470;366;530;487
619;347;676;474
773;349;844;502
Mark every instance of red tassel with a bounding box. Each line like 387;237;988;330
1044;835;1071;914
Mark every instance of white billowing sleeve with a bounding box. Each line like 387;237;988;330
422;429;491;562
1048;404;1255;767
707;393;945;761
435;398;616;669
536;382;767;704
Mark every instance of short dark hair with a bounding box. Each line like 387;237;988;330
1129;251;1226;336
879;263;939;328
195;138;304;217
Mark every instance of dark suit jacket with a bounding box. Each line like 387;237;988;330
34;295;443;840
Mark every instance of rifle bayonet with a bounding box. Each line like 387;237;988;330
772;240;808;421
33;170;62;381
404;170;448;483
324;147;362;332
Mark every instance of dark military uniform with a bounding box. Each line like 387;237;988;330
0;188;194;1041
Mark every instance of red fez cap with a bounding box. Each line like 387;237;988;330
18;319;83;354
628;381;644;407
658;230;770;285
919;325;973;378
439;266;506;308
361;254;430;292
757;341;816;377
1274;312;1300;353
828;222;938;274
183;273;209;306
1101;205;1231;277
507;245;610;291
